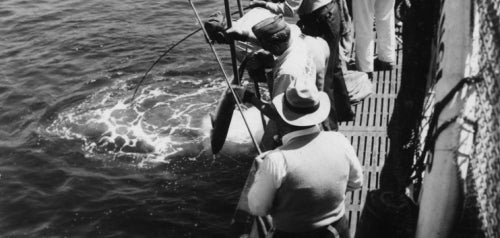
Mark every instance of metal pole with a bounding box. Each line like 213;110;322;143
224;0;240;85
236;0;244;17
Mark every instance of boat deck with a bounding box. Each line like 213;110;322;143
340;36;403;236
229;24;404;237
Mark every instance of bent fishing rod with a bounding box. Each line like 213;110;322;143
129;6;250;103
188;0;262;155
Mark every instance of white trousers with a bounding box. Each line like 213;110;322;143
353;0;396;72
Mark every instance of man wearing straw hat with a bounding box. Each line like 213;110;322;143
246;79;363;238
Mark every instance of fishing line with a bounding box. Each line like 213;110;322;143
188;0;262;155
129;28;201;103
128;6;251;103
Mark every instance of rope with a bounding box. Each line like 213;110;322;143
409;76;483;185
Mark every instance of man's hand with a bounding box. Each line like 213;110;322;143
203;11;228;44
225;27;249;42
249;0;267;9
254;150;272;170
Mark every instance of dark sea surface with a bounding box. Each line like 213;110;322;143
0;0;258;237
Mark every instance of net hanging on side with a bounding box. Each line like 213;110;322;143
468;0;500;237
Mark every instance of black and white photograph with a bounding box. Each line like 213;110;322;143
0;0;498;237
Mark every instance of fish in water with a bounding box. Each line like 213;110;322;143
202;105;267;155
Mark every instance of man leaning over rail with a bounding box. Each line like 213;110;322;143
244;78;363;238
228;15;322;150
205;9;329;97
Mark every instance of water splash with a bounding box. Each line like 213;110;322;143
45;74;220;165
44;73;266;167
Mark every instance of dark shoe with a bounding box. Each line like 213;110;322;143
374;58;394;71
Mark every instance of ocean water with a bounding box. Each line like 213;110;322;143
0;0;258;237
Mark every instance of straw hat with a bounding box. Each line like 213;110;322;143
272;80;330;127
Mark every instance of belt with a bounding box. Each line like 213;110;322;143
299;0;335;23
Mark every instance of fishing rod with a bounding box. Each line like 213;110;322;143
128;6;251;103
188;0;262;155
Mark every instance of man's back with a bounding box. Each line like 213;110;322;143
270;130;362;232
271;25;326;97
303;33;329;90
271;26;316;97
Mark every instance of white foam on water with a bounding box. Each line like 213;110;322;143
45;75;220;166
44;74;268;167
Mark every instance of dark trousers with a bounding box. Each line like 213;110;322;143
273;215;351;238
298;0;354;131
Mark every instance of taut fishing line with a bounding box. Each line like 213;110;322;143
128;6;250;104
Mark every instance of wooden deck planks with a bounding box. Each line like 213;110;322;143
340;35;402;236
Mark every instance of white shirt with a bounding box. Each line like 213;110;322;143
271;25;316;97
247;126;363;216
232;8;275;44
230;10;327;93
265;0;332;17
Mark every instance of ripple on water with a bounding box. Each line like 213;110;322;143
2;0;252;236
0;10;15;17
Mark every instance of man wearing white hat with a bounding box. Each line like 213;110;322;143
246;79;363;238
